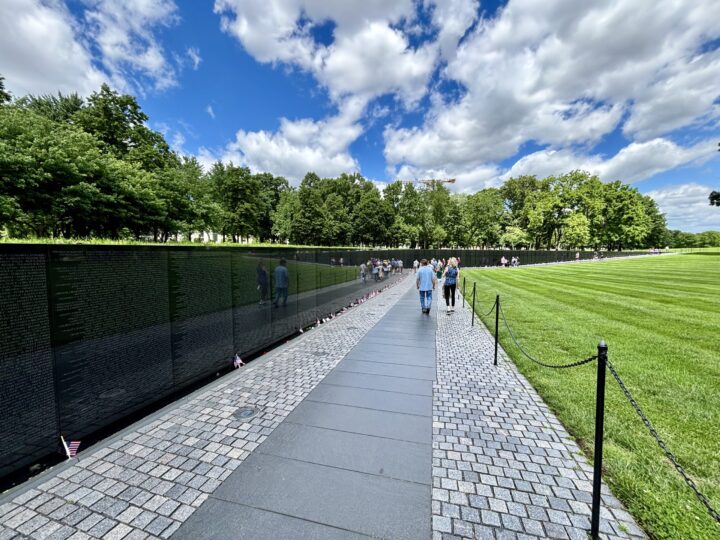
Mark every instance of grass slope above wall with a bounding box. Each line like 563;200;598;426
463;255;720;539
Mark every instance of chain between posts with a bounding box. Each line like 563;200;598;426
607;360;720;524
499;304;598;368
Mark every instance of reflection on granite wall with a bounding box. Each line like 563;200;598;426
0;245;643;479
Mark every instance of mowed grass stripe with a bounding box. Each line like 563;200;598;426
485;272;720;352
463;255;720;540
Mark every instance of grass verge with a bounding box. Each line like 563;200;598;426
463;255;719;539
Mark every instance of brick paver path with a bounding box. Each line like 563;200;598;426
432;286;645;540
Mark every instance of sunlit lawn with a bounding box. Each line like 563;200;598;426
463;255;719;539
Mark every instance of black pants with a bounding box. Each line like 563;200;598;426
444;283;456;306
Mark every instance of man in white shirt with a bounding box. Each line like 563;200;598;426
416;259;437;314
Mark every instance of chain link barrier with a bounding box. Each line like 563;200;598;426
499;304;598;369
607;360;720;524
485;293;718;526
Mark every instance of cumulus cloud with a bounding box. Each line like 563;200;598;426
0;0;106;96
214;0;438;106
385;0;720;184
212;0;464;180
84;0;180;92
200;98;365;181
503;138;717;183
646;183;720;232
0;0;187;96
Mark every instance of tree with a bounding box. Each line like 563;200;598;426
562;212;590;248
710;191;720;207
255;172;288;242
16;93;84;122
74;84;177;171
464;189;504;247
321;193;351;245
352;188;391;246
271;189;300;243
0;76;12;104
500;226;530;249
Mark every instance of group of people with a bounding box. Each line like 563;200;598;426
359;258;403;283
256;259;289;307
415;257;461;314
499;255;520;267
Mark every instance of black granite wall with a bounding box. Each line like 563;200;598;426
0;244;644;479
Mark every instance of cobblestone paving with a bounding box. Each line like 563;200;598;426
432;289;646;540
0;276;412;540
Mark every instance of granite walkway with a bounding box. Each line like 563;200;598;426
0;273;645;540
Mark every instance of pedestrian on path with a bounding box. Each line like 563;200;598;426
413;259;419;273
273;259;288;307
416;259;437;314
442;257;460;313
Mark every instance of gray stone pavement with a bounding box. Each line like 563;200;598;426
174;286;436;539
0;272;647;540
431;285;645;540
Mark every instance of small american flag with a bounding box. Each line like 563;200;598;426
67;440;81;457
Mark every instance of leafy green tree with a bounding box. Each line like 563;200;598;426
500;226;530;249
255;172;288;242
271;189;300;242
321;193;351;245
209;163;262;241
464;188;504;247
16;93;84;122
293;173;325;245
0;76;11;104
74;84;177;171
562;212;591;248
352;187;391;246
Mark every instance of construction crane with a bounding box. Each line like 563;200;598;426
397;178;456;186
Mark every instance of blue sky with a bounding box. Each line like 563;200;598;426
0;0;719;231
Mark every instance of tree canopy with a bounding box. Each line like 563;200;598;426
1;75;714;248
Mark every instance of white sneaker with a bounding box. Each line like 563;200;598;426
446;306;451;313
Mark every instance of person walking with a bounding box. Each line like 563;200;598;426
416;259;437;314
360;261;367;284
256;262;269;304
442;257;460;313
413;259;419;273
273;259;289;307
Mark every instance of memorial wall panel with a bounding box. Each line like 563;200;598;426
231;252;272;356
0;250;56;478
169;251;234;384
49;249;173;437
1;245;646;481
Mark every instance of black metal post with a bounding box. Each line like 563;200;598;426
494;295;499;366
462;276;466;307
471;282;476;326
590;340;608;540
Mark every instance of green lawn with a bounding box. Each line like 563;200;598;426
463;255;720;540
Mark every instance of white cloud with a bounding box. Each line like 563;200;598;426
0;0;186;96
187;47;201;70
84;0;180;92
385;0;720;184
206;104;215;119
214;0;438;106
646;183;720;232
170;131;185;153
503;138;717;184
201;98;365;182
0;0;106;96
